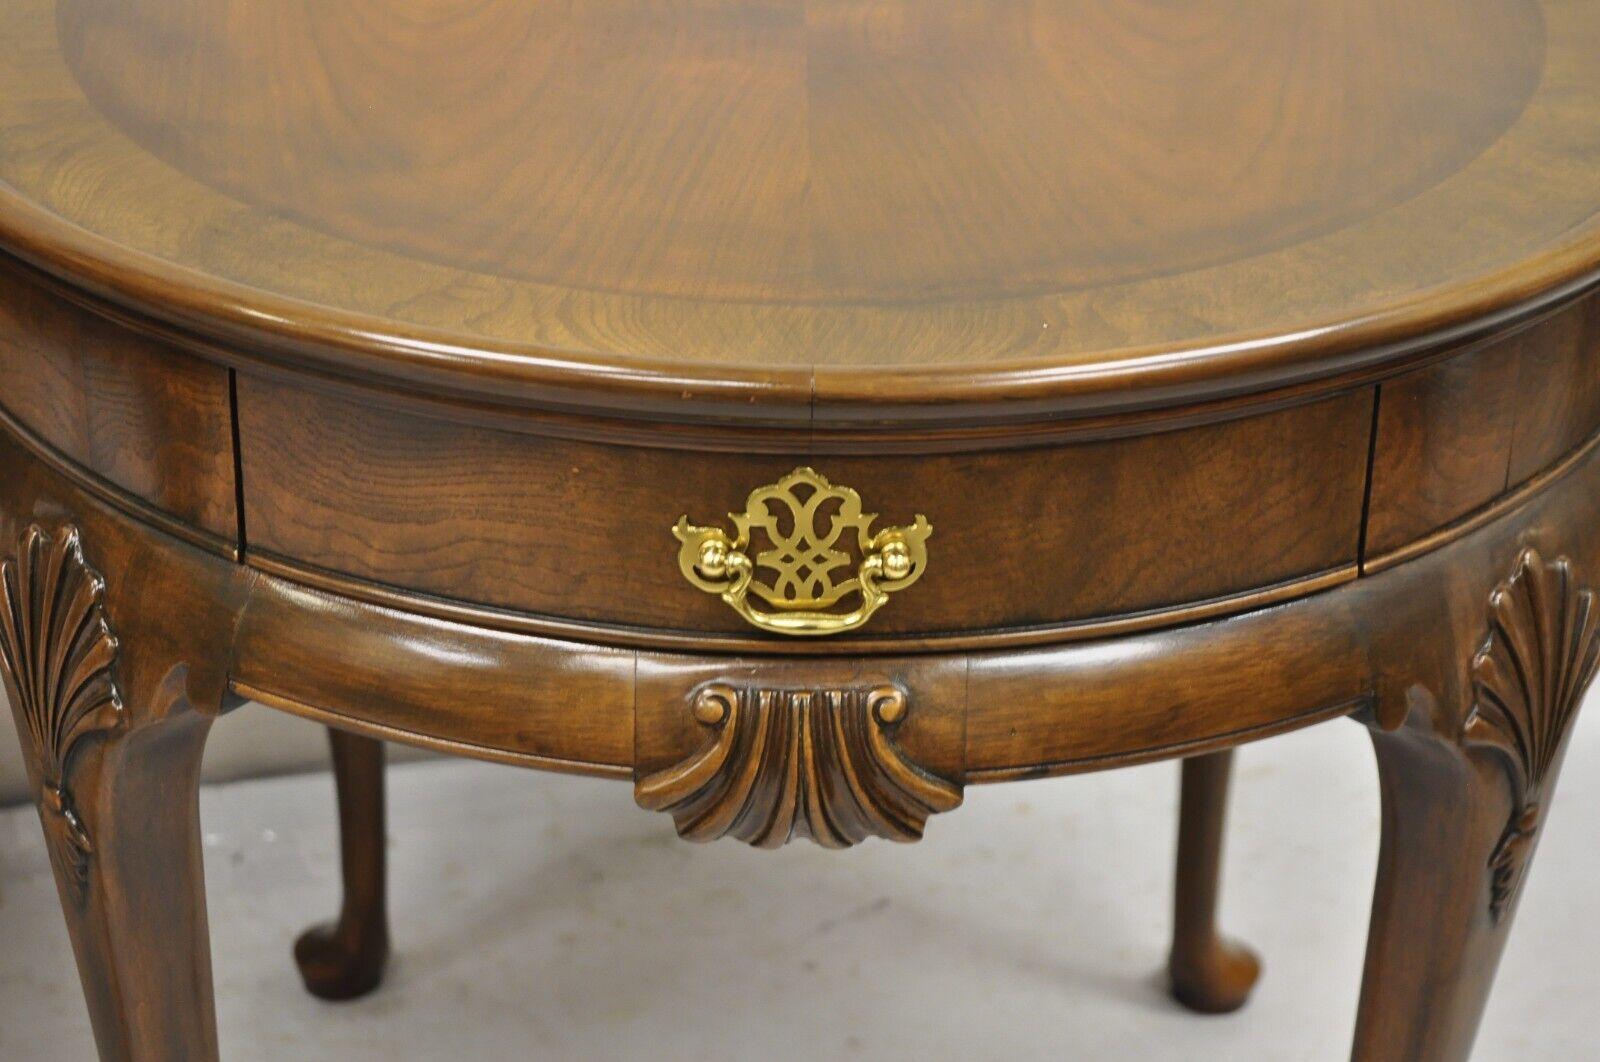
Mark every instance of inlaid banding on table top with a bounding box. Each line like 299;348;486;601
7;0;1600;425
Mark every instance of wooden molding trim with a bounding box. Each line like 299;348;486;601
964;698;1363;784
245;548;1356;657
0;524;124;903
635;683;962;849
0;401;238;561
231;680;632;780
5;188;1600;432
3;354;1597;792
6;242;1597;456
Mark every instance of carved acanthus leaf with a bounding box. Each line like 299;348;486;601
636;683;962;849
0;525;124;902
1463;549;1600;921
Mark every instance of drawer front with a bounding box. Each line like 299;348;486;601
237;375;1372;642
0;256;238;541
1367;289;1600;559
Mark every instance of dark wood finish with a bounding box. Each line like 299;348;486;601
227;550;1360;784
0;424;249;1062
0;257;237;543
636;683;961;849
1502;298;1600;487
963;603;1369;779
2;2;1600;1057
9;668;220;1062
1168;751;1261;1014
45;0;1542;307
1366;290;1600;558
1353;545;1600;1060
230;576;635;776
0;526;124;903
634;655;968;792
237;374;1371;641
2;0;1599;427
1365;332;1525;558
295;729;390;1002
7;355;1600;1055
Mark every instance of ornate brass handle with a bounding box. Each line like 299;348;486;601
672;467;931;636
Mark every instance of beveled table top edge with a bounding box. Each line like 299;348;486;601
4;182;1600;430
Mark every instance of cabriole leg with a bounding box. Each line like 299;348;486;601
1168;749;1261;1014
295;728;391;1001
1353;549;1596;1060
1;524;221;1061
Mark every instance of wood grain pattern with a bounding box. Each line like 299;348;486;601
1366;291;1600;558
0;0;1596;424
1355;542;1600;1060
15;337;1600;1055
230;576;635;776
3;1;1600;1057
0;421;252;1062
964;610;1368;779
237;375;1372;640
49;0;1542;304
0;257;237;539
1503;295;1600;487
1364;337;1524;557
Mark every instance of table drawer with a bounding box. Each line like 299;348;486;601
0;256;238;542
1366;289;1600;561
237;375;1371;645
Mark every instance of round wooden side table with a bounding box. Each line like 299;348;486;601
2;2;1598;1058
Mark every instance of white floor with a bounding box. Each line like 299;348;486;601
2;701;1598;1061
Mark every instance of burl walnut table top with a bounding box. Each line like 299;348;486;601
1;0;1598;422
3;4;1600;1059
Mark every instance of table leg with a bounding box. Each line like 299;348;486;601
295;728;390;1001
0;525;221;1061
1168;749;1261;1014
1353;548;1595;1061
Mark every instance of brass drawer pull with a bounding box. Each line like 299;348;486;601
672;467;931;636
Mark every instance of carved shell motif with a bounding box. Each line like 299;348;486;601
1463;549;1600;921
636;684;962;849
0;525;124;902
